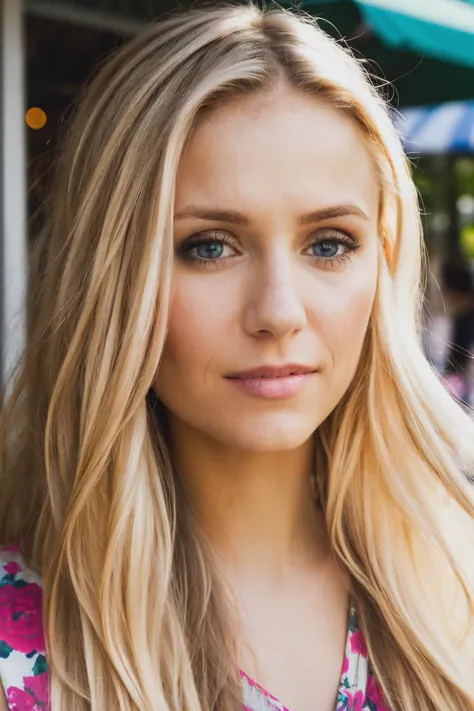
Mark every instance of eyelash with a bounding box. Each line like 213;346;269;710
177;229;361;270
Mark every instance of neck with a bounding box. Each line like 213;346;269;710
168;416;329;584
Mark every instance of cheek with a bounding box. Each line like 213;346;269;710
315;270;376;372
158;274;237;373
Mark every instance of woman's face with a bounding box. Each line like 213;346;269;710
154;86;380;451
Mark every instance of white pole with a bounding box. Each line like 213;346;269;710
0;0;27;399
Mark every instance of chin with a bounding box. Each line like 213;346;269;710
212;411;321;452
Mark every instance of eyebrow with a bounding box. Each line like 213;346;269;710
174;204;370;225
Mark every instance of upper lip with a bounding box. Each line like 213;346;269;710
226;364;317;379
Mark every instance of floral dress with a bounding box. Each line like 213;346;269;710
0;545;389;711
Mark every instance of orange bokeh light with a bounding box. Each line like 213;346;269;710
26;107;47;130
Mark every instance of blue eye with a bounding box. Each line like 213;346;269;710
312;241;341;258
195;241;224;259
178;233;239;265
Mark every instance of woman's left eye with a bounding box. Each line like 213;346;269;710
303;232;359;264
309;241;344;259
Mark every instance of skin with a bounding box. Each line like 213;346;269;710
153;83;380;711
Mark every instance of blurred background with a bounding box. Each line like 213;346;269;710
2;0;474;403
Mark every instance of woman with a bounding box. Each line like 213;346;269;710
0;4;473;711
440;260;474;406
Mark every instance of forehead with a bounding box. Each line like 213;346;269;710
176;86;379;220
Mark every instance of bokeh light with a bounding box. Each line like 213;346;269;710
25;107;47;130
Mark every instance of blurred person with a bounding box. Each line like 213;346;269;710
421;257;452;372
441;260;474;405
0;5;474;711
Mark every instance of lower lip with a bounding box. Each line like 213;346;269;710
226;373;314;399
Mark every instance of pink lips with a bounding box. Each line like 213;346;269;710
225;364;316;399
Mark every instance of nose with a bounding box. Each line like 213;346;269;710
243;253;307;340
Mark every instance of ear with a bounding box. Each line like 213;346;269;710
382;233;392;267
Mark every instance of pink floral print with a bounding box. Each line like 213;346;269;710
0;547;49;711
0;583;45;655
350;629;368;658
3;564;21;577
6;674;48;710
366;675;391;711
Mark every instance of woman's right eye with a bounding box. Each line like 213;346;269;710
192;240;231;260
178;232;240;264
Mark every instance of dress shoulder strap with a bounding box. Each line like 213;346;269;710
0;544;50;710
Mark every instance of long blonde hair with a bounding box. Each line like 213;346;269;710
1;4;474;710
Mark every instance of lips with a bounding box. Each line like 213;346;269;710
225;365;316;399
226;364;317;379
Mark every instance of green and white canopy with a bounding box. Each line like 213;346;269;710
356;0;474;69
287;0;474;105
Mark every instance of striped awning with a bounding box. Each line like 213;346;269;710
396;101;474;154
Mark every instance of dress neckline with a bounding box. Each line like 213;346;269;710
239;599;389;711
238;601;362;711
